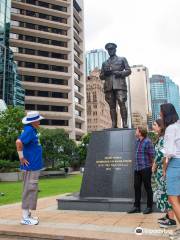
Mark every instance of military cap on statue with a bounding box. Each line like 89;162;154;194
105;43;117;50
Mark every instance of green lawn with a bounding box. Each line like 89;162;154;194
0;174;82;206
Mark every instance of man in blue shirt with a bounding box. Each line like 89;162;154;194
128;126;155;214
16;111;44;225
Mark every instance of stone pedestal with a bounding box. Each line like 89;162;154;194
57;129;157;212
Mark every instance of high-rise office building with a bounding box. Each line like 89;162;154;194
0;0;24;106
150;75;168;122
150;75;180;122
128;65;152;128
10;0;86;140
86;49;108;76
166;77;180;117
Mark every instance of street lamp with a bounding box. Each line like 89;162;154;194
0;43;7;101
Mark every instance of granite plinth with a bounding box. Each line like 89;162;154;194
58;129;155;212
57;193;159;212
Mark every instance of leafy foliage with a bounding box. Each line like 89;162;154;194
148;131;158;144
0;106;25;161
0;160;19;172
40;128;78;169
77;133;91;166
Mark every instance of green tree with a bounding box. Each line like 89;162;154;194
0;106;25;161
77;133;91;167
148;131;158;144
40;128;78;169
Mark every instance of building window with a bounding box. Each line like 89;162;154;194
93;92;97;102
38;13;49;19
75;85;81;92
25;62;35;68
51;52;67;59
51;106;68;112
74;48;80;57
24;76;35;82
26;23;36;29
51;66;68;72
37;105;49;111
74;60;80;69
25;48;36;55
87;92;91;102
75;109;81;116
26;10;36;17
74;37;79;45
38;25;48;32
51;5;67;12
74;15;80;24
74;72;80;80
26;90;35;96
75;122;81;129
38;50;49;57
37;91;49;97
38;38;49;44
40;119;49;125
74;26;80;35
51;40;67;47
51;16;67;24
38;77;49;83
26;0;36;4
51;120;68;126
25;104;35;110
25;35;36;42
38;64;49;70
51;79;68;85
38;1;49;8
75;96;81;104
52;92;68;98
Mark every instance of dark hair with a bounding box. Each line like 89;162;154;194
137;126;147;138
160;103;179;129
155;118;165;136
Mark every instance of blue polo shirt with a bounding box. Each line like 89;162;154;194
18;125;43;171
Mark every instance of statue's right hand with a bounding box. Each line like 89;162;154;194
104;70;112;76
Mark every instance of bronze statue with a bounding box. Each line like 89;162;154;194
100;43;131;128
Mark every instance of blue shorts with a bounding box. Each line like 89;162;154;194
166;158;180;196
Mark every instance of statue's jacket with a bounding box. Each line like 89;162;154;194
100;56;131;92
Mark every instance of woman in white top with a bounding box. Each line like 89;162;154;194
160;103;180;239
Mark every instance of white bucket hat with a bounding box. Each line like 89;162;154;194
22;111;44;124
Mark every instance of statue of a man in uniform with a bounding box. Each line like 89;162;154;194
100;43;131;128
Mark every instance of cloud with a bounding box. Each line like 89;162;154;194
84;0;180;85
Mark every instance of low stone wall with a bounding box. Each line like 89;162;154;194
40;170;65;177
0;172;23;182
0;168;74;181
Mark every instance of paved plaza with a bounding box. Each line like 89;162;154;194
0;194;178;240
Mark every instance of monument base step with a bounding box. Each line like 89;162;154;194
57;193;159;212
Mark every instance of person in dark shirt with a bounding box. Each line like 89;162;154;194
128;126;155;214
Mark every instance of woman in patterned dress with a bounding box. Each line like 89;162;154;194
152;119;176;228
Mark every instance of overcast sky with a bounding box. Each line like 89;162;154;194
84;0;180;86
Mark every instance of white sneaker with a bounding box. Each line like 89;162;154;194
20;217;39;225
28;212;39;220
169;229;180;237
169;231;180;240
